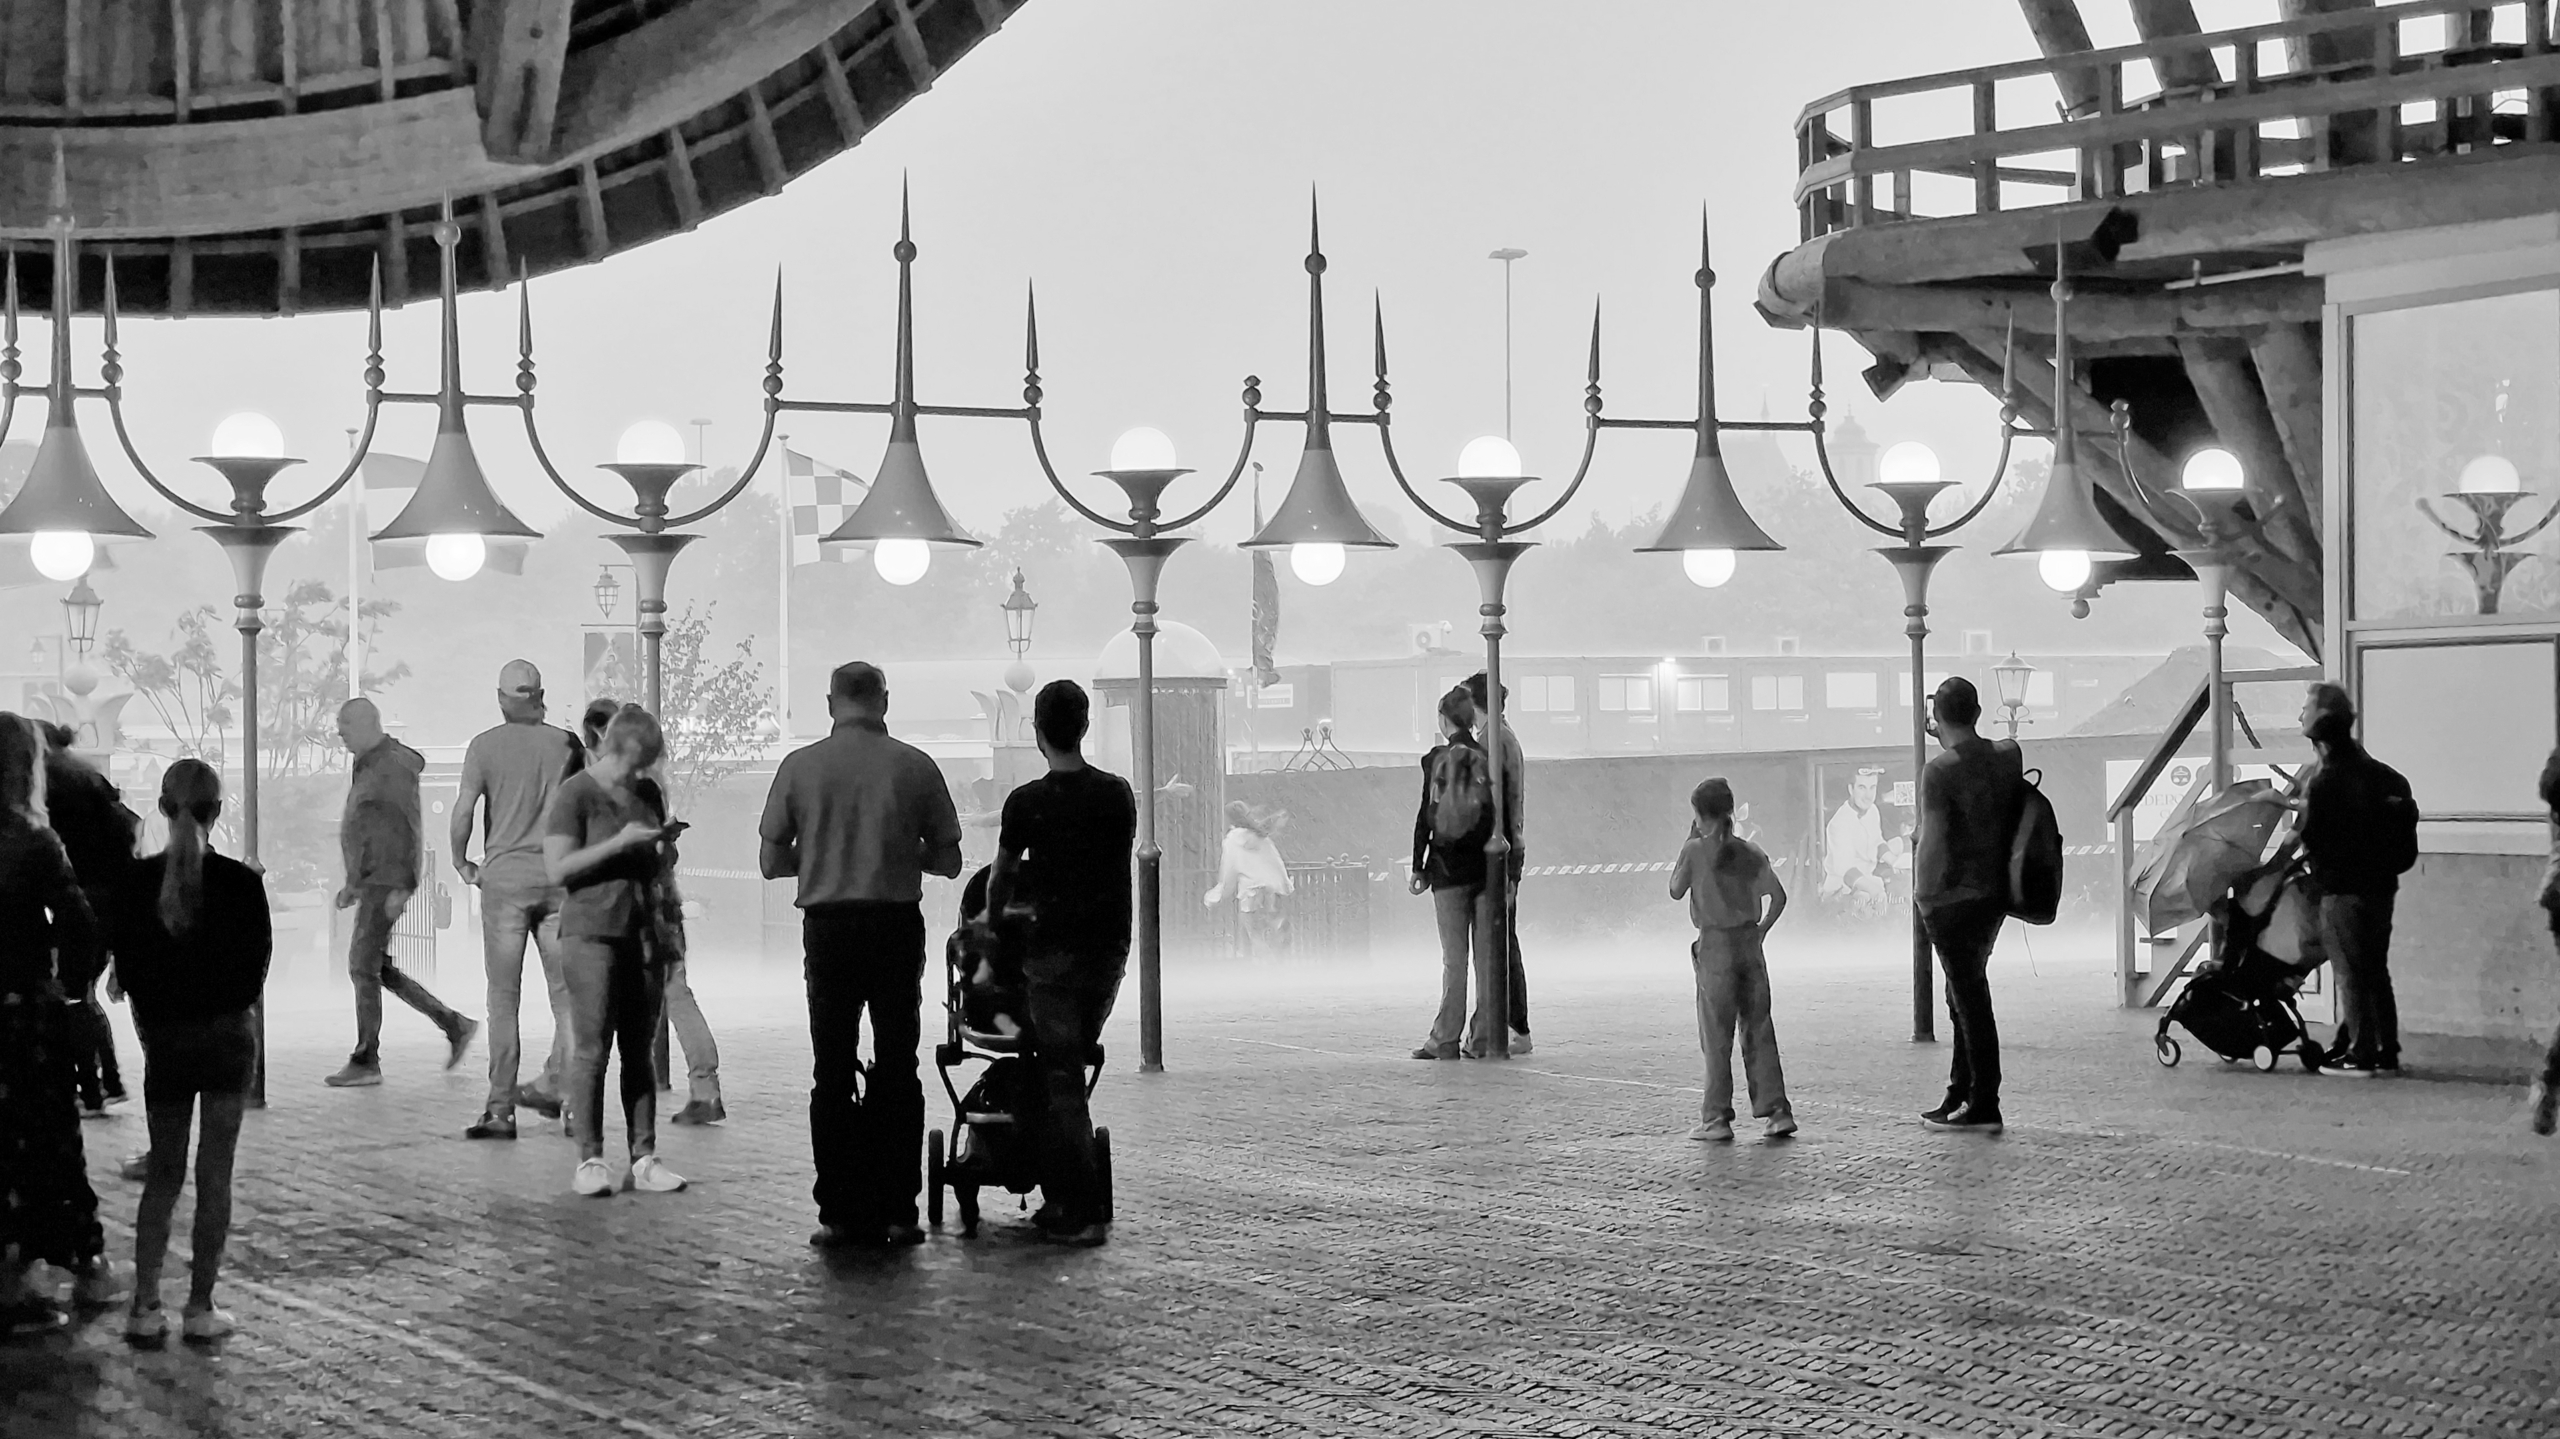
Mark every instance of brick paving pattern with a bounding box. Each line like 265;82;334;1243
4;946;2557;1438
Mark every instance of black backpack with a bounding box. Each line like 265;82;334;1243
2375;766;2421;877
2007;765;2064;926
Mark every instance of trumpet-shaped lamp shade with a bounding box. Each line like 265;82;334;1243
374;428;541;544
0;418;153;544
1682;548;1737;588
2038;549;2092;594
617;420;688;466
1245;443;1394;553
2459;454;2523;495
1635;451;1782;556
2181;447;2245;492
1110;427;1179;473
1998;452;2137;568
875;538;932;586
823;439;979;552
1291;542;1347;586
1877;440;1941;489
31;530;94;581
426;533;487;582
210;412;286;460
1457;435;1523;479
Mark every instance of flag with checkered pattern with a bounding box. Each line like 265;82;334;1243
787;447;870;566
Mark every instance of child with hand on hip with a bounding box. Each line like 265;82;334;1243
1669;777;1796;1143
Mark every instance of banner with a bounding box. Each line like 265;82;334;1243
787;447;870;566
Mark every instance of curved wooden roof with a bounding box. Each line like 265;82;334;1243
0;0;1026;316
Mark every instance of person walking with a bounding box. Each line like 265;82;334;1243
2298;682;2416;1078
42;722;137;1118
2531;748;2560;1134
581;695;724;1126
759;663;963;1247
108;760;269;1345
1670;777;1796;1142
0;713;117;1338
326;698;476;1087
1464;673;1532;1055
988;680;1136;1247
452;661;585;1139
1409;686;1499;1061
1914;678;2024;1134
1205;801;1293;959
543;705;688;1197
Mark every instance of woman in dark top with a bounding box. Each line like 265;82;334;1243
545;704;686;1199
0;712;114;1339
108;759;270;1345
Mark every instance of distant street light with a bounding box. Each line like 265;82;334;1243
1992;651;2035;738
1489;248;1527;439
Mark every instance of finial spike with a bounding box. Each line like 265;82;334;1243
1371;291;1386;379
768;268;784;361
5;251;18;348
366;256;383;350
101;252;117;348
1587;300;1602;383
1699;203;1712;269
1309;188;1321;257
516;263;533;356
1024;280;1041;371
900;175;912;244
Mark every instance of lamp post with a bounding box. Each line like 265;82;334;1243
593;564;624;622
1001;567;1039;696
1991;651;2034;739
60;574;101;658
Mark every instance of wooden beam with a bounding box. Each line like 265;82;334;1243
478;193;512;282
279;226;303;315
168;239;194;317
382;211;411;304
2177;334;2324;562
474;0;578;164
2014;1;2102;117
2248;321;2325;532
168;0;193;120
661;127;704;229
816;37;866;142
2128;1;2224;93
548;0;890;162
971;0;1007;26
887;0;938;89
372;0;399;102
1796;274;2322;341
744;85;787;194
576;159;608;259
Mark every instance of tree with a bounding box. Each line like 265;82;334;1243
255;579;410;779
596;602;772;815
101;607;236;764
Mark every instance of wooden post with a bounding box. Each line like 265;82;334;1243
2014;0;2103;116
1851;97;1874;227
1972;80;2000;213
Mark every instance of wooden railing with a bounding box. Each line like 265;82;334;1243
1796;0;2559;242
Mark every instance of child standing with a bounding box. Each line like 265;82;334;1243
1669;777;1796;1142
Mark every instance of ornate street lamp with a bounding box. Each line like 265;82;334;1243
60;573;101;658
593;565;623;622
1002;567;1038;656
1991;651;2035;739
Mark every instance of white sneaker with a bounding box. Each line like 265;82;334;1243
626;1156;687;1194
124;1304;167;1345
1764;1111;1800;1139
1688;1118;1734;1142
572;1158;614;1197
180;1307;234;1343
1508;1031;1534;1056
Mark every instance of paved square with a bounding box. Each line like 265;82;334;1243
6;937;2557;1438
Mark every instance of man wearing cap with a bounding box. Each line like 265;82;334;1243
450;661;586;1137
1914;676;2024;1134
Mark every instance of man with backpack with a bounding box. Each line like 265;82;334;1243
1410;686;1503;1059
2297;683;2418;1077
1915;678;2026;1134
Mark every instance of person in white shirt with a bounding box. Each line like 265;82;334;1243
1205;802;1293;958
1821;770;1890;921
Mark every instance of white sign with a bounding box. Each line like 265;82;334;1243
1888;780;1915;809
1256;684;1295;708
2105;759;2286;845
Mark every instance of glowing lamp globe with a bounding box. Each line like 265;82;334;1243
1290;542;1346;586
2459;454;2523;495
2038;549;2092;594
30;530;95;582
1109;427;1179;472
1457;435;1524;479
1682;548;1737;588
875;537;932;586
209;411;286;460
425;532;487;582
616;420;688;466
1877;440;1942;489
2181;447;2244;492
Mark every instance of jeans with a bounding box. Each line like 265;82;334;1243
1426;883;1492;1053
348;885;461;1066
1025;944;1125;1226
1501;868;1530;1036
660;960;722;1105
1693;927;1788;1122
561;936;664;1162
132;1011;253;1311
2320;891;2400;1066
1923;901;2004;1112
478;867;571;1116
802;902;926;1231
66;995;123;1108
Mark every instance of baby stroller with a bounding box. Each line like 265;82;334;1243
925;871;1112;1237
2154;844;2328;1073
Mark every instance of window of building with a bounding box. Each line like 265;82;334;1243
1824;671;1879;709
1893;671;1951;704
1676;676;1730;712
1597;675;1656;713
1517;676;1547;712
1751;674;1806;711
2026;671;2055;708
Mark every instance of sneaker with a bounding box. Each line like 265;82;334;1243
1040;1219;1109;1248
626;1156;687;1193
668;1100;726;1126
2322;1062;2377;1079
1409;1046;1460;1061
180;1307;234;1344
515;1087;564;1120
123;1304;167;1346
324;1061;381;1088
1509;1031;1534;1056
444;1019;481;1072
809;1225;868;1250
1919;1095;1966;1125
572;1159;614;1197
1764;1111;1800;1140
1688;1118;1734;1142
882;1223;927;1247
1925;1103;2004;1133
70;1261;123;1308
2533;1080;2559;1137
463;1113;517;1141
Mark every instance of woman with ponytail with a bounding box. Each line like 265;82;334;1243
1668;776;1795;1144
107;759;270;1345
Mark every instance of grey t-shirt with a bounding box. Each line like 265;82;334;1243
759;719;962;907
457;720;584;879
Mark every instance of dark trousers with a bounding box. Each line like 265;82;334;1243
1502;870;1530;1035
2321;891;2400;1066
348;885;460;1065
66;996;124;1109
1025;945;1125;1225
802;902;926;1231
1923;901;2004;1111
2543;910;2560;1089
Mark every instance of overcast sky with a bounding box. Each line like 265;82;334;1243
23;0;2292;649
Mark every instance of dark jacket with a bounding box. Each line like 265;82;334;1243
43;748;137;894
1916;736;2025;915
2300;739;2413;898
0;821;95;997
109;852;272;1026
342;737;424;890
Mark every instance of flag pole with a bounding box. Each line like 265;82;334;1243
775;434;792;742
346;427;364;701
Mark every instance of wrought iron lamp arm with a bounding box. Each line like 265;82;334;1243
1366;299;1473;536
1011;285;1138;536
1158;401;1264;534
2415;497;2478;545
2500;496;2560;547
1921;426;2018;540
664;278;787;528
1803;326;1904;539
1502;306;1609;535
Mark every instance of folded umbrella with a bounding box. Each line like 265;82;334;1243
2131;779;2289;933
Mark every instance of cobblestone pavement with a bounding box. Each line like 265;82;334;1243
6;938;2560;1439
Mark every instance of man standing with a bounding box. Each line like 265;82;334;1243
760;663;963;1248
1822;769;1890;921
2298;682;2413;1077
1463;673;1531;1056
1913;678;2022;1134
327;698;477;1088
989;680;1136;1246
451;661;585;1138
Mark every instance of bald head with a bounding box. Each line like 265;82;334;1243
337;697;384;756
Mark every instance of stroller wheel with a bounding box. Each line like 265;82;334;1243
926;1129;946;1229
1095;1126;1114;1224
2154;1035;2181;1068
2251;1044;2280;1073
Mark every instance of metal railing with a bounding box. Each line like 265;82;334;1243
1202;855;1375;961
1796;0;2558;240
